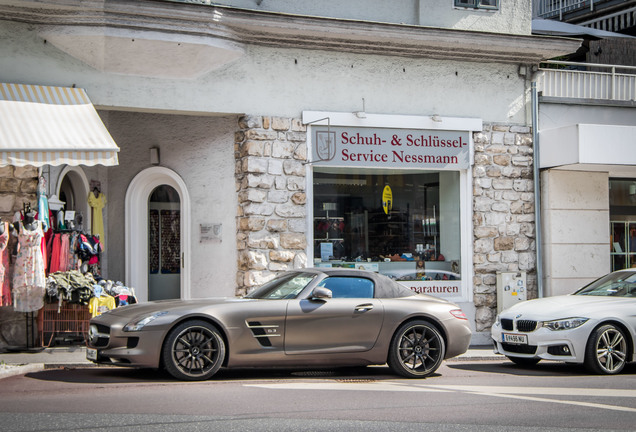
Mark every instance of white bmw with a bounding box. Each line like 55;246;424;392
491;269;636;374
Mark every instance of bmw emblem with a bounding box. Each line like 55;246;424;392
515;314;523;319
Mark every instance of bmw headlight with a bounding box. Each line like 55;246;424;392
542;317;588;331
124;311;168;332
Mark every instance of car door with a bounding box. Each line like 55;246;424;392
284;275;384;355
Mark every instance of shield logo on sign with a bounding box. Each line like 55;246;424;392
316;131;336;161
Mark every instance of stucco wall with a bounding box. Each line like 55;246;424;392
206;0;532;34
103;112;239;298
0;20;532;124
541;169;610;296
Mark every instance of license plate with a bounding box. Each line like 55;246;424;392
86;348;97;361
502;333;528;345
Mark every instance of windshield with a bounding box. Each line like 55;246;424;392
244;272;316;299
574;271;636;297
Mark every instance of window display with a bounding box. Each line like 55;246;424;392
609;179;636;271
313;169;462;288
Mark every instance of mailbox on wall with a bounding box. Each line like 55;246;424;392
496;271;527;313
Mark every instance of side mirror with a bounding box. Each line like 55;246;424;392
311;287;332;301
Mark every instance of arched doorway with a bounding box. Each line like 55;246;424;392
125;167;191;302
54;166;90;232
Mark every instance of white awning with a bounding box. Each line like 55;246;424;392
0;83;119;167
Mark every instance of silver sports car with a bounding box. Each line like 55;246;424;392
87;268;472;380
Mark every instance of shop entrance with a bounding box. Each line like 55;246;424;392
125;167;191;302
148;185;181;300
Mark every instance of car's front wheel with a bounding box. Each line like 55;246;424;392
388;320;445;378
162;320;225;381
584;324;627;375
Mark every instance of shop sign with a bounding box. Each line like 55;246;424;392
397;280;463;299
312;126;470;169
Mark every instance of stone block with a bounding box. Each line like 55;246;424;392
266;219;287;232
238;217;266;231
280;232;307;249
268;190;288;204
275;203;305;218
270;250;295;262
271;117;291;131
494;236;514;251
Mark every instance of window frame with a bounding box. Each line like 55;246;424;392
454;0;499;10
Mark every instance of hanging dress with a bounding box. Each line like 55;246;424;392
12;221;46;312
88;191;106;250
0;222;11;306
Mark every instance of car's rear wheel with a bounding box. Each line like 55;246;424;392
162;320;225;381
584;324;627;375
388;320;445;378
506;356;541;367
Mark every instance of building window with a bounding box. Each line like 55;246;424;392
454;0;499;10
610;179;636;271
313;169;462;290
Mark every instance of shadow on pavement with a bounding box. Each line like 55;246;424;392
447;359;636;376
24;365;433;384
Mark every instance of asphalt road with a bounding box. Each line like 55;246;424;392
1;359;635;432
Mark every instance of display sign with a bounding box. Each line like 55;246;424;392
312;126;470;169
382;185;392;215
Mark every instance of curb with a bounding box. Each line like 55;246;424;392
0;363;45;379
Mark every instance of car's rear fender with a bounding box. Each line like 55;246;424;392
384;315;448;363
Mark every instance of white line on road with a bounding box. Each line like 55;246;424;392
244;382;636;413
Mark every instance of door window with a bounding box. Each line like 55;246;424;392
317;277;374;298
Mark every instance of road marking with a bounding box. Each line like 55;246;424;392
245;382;636;413
245;382;451;392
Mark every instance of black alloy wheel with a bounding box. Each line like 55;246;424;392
162;320;225;381
388;320;445;378
584;324;628;375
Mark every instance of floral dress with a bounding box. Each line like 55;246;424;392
12;221;45;312
0;223;10;306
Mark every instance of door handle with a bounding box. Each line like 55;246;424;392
354;303;374;313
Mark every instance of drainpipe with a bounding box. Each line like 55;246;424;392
531;80;544;298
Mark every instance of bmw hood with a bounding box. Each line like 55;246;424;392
500;295;629;318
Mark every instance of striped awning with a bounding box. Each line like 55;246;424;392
0;83;119;167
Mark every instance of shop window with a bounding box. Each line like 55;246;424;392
313;170;461;284
609;179;636;271
454;0;499;10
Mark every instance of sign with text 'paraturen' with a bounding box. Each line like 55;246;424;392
312;126;470;170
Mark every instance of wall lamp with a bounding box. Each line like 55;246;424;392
354;98;366;118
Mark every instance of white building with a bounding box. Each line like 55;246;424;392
0;0;580;347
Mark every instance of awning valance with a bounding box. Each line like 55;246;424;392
0;83;119;167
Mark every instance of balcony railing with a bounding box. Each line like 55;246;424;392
537;60;636;102
534;0;597;20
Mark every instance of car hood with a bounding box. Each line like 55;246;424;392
500;294;634;319
102;297;250;318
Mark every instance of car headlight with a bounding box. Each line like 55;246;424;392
542;317;588;331
124;311;168;332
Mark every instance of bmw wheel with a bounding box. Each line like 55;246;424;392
162;320;225;381
584;324;627;375
388;320;445;378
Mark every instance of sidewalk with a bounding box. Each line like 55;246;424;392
0;345;502;379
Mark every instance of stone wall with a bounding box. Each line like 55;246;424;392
234;119;538;334
0;165;38;220
472;124;537;332
235;116;308;296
